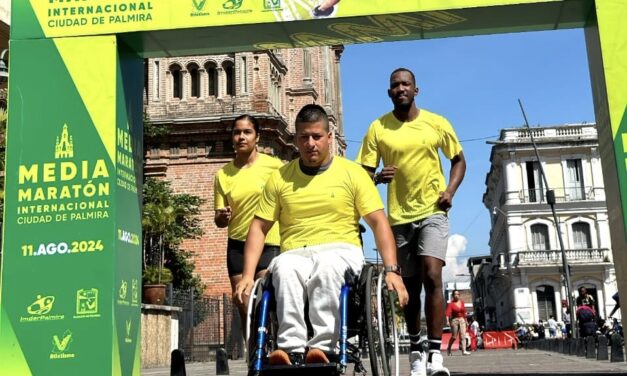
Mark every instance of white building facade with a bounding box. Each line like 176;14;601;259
479;123;618;330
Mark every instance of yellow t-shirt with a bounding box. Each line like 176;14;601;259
356;109;463;226
255;156;383;252
214;153;283;245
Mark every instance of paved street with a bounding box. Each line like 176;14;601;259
141;348;627;375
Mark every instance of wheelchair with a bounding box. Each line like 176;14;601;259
245;263;401;376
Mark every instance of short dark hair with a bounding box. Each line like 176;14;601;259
233;114;260;135
295;104;329;131
390;67;416;85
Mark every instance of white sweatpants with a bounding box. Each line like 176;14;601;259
267;243;364;353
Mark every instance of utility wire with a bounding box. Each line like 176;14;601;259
345;134;498;144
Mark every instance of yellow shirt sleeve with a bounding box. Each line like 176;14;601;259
352;164;384;216
255;170;281;223
437;116;463;160
214;171;226;210
355;120;380;169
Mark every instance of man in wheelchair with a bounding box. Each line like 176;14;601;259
235;104;408;366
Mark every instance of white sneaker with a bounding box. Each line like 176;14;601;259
426;351;450;376
409;351;427;376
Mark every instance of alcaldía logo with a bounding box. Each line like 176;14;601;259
50;330;76;359
55;124;74;159
223;0;243;9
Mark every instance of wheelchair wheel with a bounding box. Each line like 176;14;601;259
245;278;264;366
365;266;399;376
376;271;399;376
245;278;277;369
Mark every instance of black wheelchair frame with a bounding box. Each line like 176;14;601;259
245;263;400;376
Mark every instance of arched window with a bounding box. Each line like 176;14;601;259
531;223;550;250
536;285;556;321
205;62;218;97
169;64;182;99
223;60;235;96
187;63;200;98
572;222;592;249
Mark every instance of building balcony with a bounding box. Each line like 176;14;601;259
518;186;595;203
514;248;610;267
500;124;597;142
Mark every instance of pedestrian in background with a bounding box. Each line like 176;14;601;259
445;290;470;356
609;292;620;318
536;320;546;339
468;315;480;351
547;315;558;338
563;310;572;338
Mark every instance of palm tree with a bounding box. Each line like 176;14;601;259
143;203;171;281
142;178;203;286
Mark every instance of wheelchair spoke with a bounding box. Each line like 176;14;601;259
365;265;383;376
377;272;400;376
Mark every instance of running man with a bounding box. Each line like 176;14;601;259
357;68;466;376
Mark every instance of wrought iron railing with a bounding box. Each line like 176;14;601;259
169;288;241;362
519;186;594;203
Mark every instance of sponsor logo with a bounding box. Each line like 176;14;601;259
192;0;207;11
119;280;128;300
131;279;139;306
223;0;243;10
263;0;281;10
125;320;133;343
118;280;130;306
74;288;101;319
191;0;210;16
219;0;252;14
20;294;64;323
50;330;76;359
28;295;55;315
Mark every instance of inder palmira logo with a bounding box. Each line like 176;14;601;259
15;123;112;225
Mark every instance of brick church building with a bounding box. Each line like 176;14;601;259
143;47;346;296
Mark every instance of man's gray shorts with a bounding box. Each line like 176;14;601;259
391;214;448;277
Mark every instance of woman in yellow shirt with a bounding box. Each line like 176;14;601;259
214;115;283;327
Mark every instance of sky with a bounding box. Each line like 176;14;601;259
340;28;596;284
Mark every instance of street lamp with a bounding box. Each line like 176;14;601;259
518;99;576;338
0;49;8;83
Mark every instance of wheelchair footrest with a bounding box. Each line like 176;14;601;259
256;362;341;376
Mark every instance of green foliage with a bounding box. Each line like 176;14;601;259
143;114;168;138
165;247;206;296
142;178;205;293
142;265;173;285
